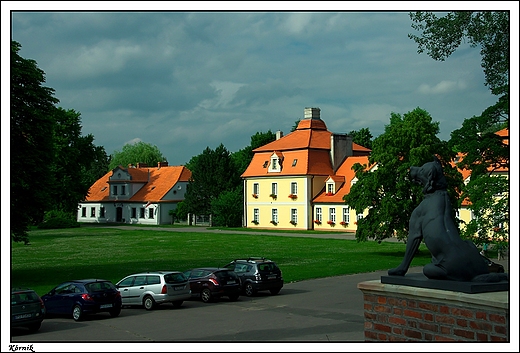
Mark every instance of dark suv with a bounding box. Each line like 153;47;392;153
183;268;241;303
223;258;283;297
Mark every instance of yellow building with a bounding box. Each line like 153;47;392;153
241;107;371;231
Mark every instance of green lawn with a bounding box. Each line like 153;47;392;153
11;226;432;296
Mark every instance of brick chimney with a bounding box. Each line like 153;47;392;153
276;130;284;140
157;161;168;168
330;134;353;172
304;107;321;120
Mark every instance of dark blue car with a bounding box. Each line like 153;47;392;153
41;279;122;321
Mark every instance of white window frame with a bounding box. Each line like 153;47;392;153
271;183;278;196
342;207;350;223
253;208;259;222
327;183;334;194
329;208;336;223
272;209;278;223
316;207;322;222
291;182;298;195
253;183;259;195
291;208;298;224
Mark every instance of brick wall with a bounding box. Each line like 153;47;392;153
358;280;509;342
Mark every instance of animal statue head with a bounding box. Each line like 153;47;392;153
410;156;448;194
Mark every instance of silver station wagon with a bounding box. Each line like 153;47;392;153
115;271;191;310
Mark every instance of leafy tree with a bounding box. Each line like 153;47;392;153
49;108;108;214
211;187;244;227
108;141;166;170
344;107;461;243
409;11;509;97
348;127;373;150
184;144;241;216
11;41;59;244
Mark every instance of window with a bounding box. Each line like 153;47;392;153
263;161;269;168
81;207;86;217
140;207;145;218
121;185;126;195
316;207;322;222
131;207;137;218
327;183;334;194
113;185;118;195
292;159;298;167
147;276;161;285
291;182;297;195
357;213;364;221
100;207;105;218
272;209;278;223
272;158;278;169
342;207;350;223
253;208;259;222
269;154;281;172
253;183;259;195
149;208;154;219
271;183;278;196
90;207;96;217
291;209;298;224
329;208;336;223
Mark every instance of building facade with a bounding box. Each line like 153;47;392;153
77;162;191;225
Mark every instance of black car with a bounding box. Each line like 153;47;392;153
481;255;505;273
11;288;46;332
183;268;241;303
42;279;122;321
223;257;283;297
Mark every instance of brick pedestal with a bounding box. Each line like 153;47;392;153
358;280;509;342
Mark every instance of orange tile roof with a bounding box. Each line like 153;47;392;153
85;165;191;202
242;149;334;177
313;156;372;203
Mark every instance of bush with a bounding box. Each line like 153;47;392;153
37;210;80;229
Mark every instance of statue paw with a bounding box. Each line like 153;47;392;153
388;267;406;276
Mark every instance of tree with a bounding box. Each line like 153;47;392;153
108;141;167;170
49;107;108;214
348;127;373;150
184;144;241;216
211;187;244;227
344;107;461;243
409;11;509;97
11;41;59;244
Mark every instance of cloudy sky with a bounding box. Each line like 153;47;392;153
5;3;518;167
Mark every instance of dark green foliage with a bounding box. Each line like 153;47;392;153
231;130;276;175
108;141;166;171
348;127;373;150
409;11;509;96
37;210;80;229
184;144;241;215
344;107;461;243
11;41;59;244
211;187;244;227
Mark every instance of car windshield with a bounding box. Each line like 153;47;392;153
85;281;115;292
164;273;187;284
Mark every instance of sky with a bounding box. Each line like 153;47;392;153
4;3;518;167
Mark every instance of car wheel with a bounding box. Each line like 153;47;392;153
201;288;213;303
72;304;83;321
27;322;41;332
269;287;281;295
110;306;121;317
244;283;256;297
143;295;156;310
228;294;239;301
172;301;183;308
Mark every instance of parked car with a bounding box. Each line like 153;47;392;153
11;288;45;332
223;257;283;297
481;255;505;273
41;279;122;321
115;271;191;310
183;268;241;303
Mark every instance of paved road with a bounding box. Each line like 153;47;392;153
9;226;509;348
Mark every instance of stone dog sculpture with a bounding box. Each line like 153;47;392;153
388;156;507;282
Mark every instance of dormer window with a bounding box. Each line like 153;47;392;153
326;182;334;194
268;153;282;173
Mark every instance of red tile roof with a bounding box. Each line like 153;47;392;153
85;165;191;202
